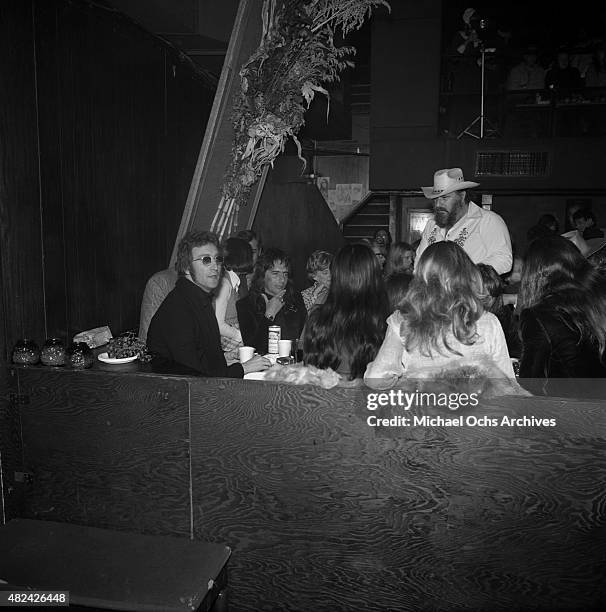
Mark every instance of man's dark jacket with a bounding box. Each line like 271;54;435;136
147;276;243;377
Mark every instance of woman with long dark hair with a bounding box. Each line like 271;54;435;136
517;236;606;394
365;242;515;389
302;243;389;380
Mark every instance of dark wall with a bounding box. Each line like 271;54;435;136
0;0;214;357
252;156;346;289
369;1;606;196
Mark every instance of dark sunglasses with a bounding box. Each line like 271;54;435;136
193;255;224;266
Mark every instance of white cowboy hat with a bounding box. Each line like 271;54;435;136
422;168;480;199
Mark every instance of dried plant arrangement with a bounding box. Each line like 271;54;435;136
211;0;390;238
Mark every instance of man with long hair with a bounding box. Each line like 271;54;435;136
236;248;307;354
147;230;269;377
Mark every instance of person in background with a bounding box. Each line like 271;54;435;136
506;45;546;93
573;208;604;240
214;237;253;363
365;242;515;389
416;168;512;275
236;248;306;354
138;267;178;343
517;235;606;395
303;243;389;381
384;241;415;311
235;229;262;292
545;49;583;98
384;241;415;277
526;213;559;243
147;230;269;377
373;228;392;252
585;43;606;87
370;240;387;269
477;263;521;358
301;250;333;312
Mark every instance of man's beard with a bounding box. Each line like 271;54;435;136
434;206;459;229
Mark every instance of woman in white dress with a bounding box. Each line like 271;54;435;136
365;241;515;389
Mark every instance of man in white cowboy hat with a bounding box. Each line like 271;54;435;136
416;168;512;274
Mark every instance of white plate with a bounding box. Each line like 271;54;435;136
98;352;138;364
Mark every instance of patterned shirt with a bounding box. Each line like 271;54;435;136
415;201;512;275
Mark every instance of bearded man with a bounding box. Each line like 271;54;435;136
415;168;512;275
147;230;269;377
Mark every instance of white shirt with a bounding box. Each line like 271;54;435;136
364;311;515;390
415;201;513;275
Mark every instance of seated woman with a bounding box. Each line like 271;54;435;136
214;237;253;363
302;243;389;381
301;250;333;312
365;242;515;389
517;235;606;395
236;248;307;354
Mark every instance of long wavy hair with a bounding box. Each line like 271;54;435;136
384;241;414;277
399;242;485;357
248;247;299;312
303;243;389;379
518;235;606;358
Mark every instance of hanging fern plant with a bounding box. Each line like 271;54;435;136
211;0;390;238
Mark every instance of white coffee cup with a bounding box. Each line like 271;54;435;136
238;346;255;363
278;339;292;358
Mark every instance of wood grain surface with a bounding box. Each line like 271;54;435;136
15;367;191;537
190;379;606;611
7;366;605;611
0;368;23;521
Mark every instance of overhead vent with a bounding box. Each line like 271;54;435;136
475;151;549;177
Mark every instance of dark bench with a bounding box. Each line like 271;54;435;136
0;519;230;611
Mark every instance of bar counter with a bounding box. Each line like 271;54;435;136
1;362;604;611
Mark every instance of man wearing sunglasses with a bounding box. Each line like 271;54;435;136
147;230;270;377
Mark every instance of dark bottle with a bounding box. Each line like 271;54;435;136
40;337;67;366
12;339;40;365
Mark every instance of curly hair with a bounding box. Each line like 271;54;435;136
175;230;221;276
399;242;485;358
302;243;389;379
248;247;299;306
305;250;333;280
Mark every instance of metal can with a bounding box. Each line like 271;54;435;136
268;325;281;354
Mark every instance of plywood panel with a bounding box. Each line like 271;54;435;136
189;377;605;611
16;368;191;537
